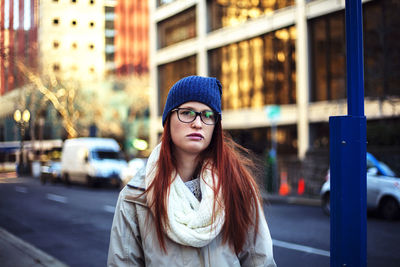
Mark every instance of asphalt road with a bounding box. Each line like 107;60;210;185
0;176;399;266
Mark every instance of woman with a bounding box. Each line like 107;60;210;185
108;76;276;266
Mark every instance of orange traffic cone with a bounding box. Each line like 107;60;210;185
297;178;305;195
279;171;290;196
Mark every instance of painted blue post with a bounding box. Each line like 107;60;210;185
329;0;367;266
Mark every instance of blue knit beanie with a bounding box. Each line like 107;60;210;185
162;76;222;126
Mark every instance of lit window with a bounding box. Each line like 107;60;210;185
71;20;77;26
53;41;59;48
53;18;59;25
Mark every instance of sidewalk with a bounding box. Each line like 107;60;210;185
0;227;68;267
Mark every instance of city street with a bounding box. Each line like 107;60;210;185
0;176;399;267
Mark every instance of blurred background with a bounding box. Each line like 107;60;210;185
1;0;399;197
0;0;400;266
1;1;400;266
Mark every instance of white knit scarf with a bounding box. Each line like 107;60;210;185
145;143;225;248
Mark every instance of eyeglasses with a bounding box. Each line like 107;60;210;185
172;108;219;125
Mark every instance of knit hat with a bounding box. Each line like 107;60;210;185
162;76;222;126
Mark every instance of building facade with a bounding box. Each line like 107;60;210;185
149;0;400;161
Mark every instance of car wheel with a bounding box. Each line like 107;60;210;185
86;175;95;187
379;197;400;220
322;192;330;216
63;173;70;185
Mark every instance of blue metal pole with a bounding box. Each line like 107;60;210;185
329;0;367;266
346;0;365;116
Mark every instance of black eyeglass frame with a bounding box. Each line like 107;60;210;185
171;108;221;125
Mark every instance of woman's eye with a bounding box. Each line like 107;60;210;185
181;110;194;116
204;111;214;118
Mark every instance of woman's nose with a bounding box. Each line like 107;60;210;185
191;115;202;128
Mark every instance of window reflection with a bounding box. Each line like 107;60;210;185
158;7;196;49
364;0;400;98
209;0;294;31
209;26;296;110
310;12;345;102
158;56;197;115
310;1;400;102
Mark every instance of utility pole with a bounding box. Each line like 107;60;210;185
329;0;367;266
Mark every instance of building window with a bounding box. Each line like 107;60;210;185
53;41;60;49
310;11;346;102
89;21;95;28
53;63;60;72
158;55;197;115
89;67;95;73
209;26;296;110
208;0;295;31
71;20;77;26
157;7;196;49
157;0;175;7
72;42;78;49
53;18;59;25
228;125;298;155
363;0;400;98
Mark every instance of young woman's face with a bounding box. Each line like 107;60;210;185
170;101;216;156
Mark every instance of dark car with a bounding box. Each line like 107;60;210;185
40;161;62;184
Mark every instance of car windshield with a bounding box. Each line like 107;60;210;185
91;150;122;160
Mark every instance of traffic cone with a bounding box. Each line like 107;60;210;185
279;171;290;196
297;178;305;195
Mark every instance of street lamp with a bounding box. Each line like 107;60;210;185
14;109;30;175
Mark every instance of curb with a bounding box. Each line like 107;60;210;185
262;192;321;207
0;227;69;267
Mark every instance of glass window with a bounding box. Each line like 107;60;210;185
158;56;197;115
158;7;196;49
310;12;345;102
364;0;400;98
209;26;296;110
157;0;176;7
310;1;400;102
208;0;295;31
228;125;297;155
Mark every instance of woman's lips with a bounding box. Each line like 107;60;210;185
186;133;204;140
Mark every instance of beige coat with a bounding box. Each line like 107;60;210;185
107;177;276;267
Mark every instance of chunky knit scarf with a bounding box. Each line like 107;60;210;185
145;143;225;248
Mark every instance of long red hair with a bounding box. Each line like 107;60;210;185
146;115;262;254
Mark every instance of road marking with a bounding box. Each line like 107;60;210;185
15;186;28;193
46;193;68;204
273;239;330;257
104;205;115;213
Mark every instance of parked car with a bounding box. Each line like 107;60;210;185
120;158;147;187
320;152;400;220
40;160;62;184
60;138;127;187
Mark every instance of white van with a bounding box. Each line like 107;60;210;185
61;138;127;187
